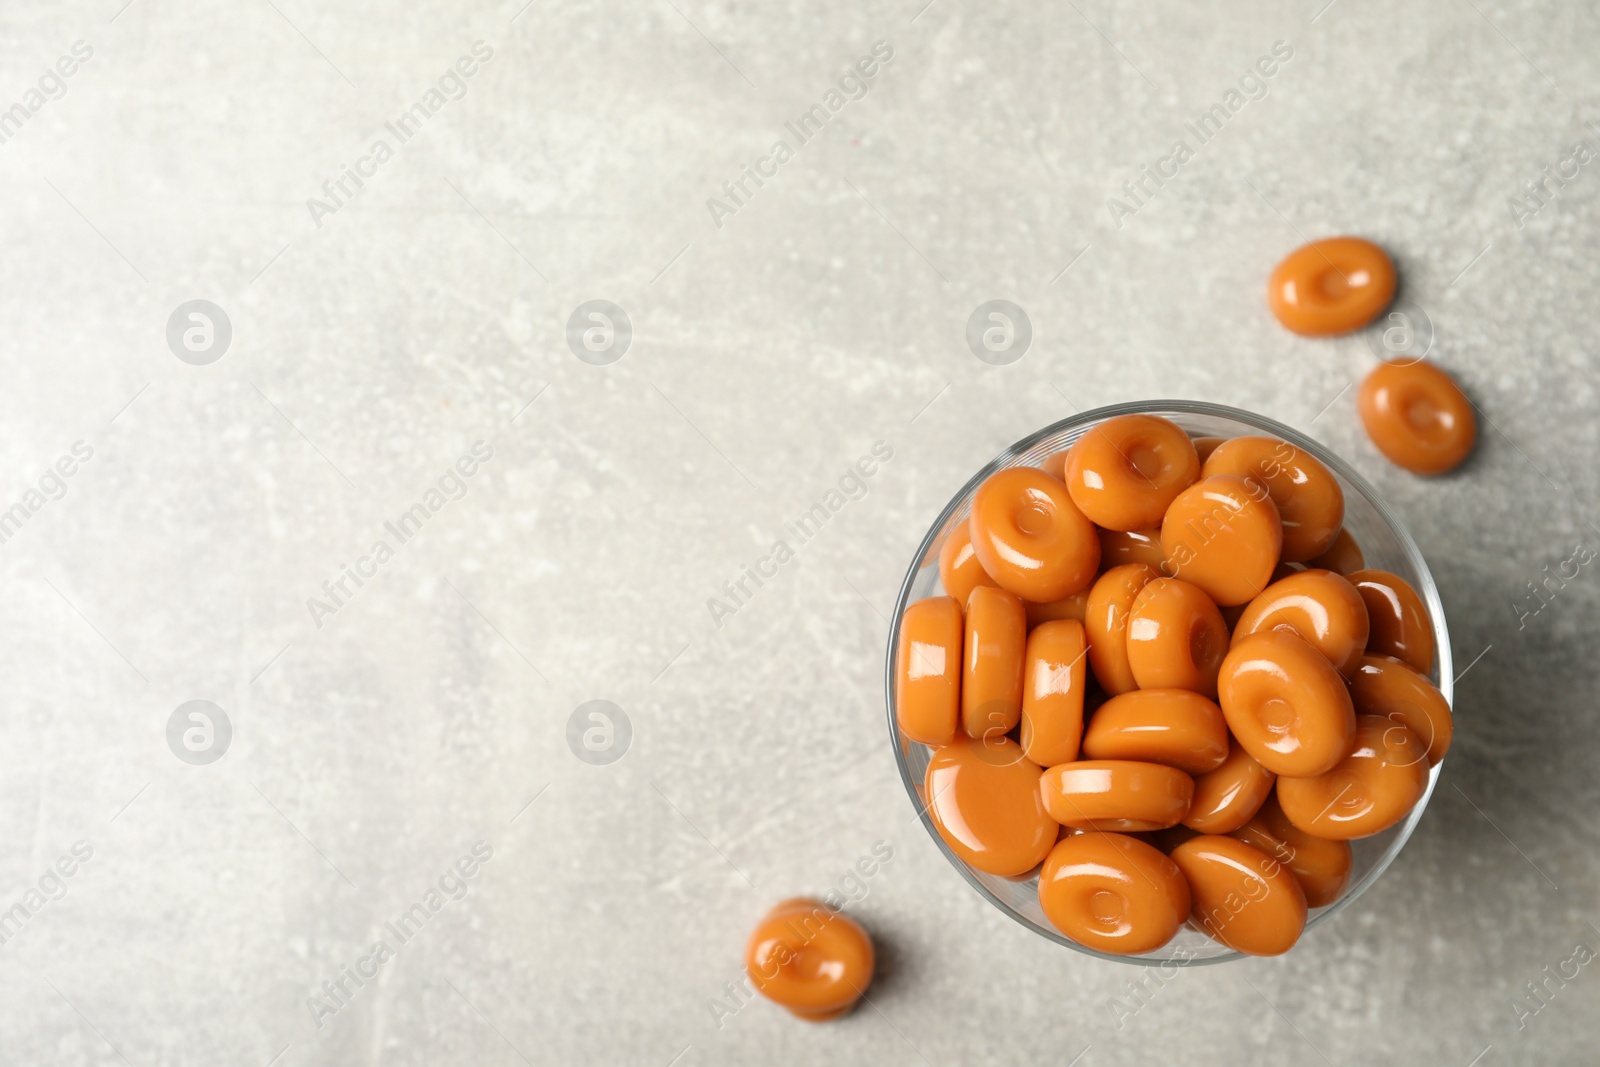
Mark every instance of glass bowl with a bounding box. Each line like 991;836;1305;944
883;400;1452;965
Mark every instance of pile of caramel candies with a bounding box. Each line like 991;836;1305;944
895;414;1451;957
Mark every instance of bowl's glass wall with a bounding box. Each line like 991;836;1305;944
885;401;1452;966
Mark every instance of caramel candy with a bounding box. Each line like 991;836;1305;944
1276;715;1430;839
746;898;875;1021
1064;414;1201;531
1359;360;1476;475
1040;760;1194;832
1020;620;1088;767
1097;526;1166;571
1228;795;1352;908
1170;835;1308;956
1038;832;1190;955
1025;590;1089;628
1081;689;1229;775
1183;739;1276;834
962;586;1026;739
938;523;999;606
1084;563;1159;696
1267;236;1396;337
1348;653;1452;766
969;467;1100;601
924;736;1057;877
1161;475;1283;606
1201;436;1344;562
1126;578;1230;699
1348;569;1435;674
1306;527;1364;575
1217;630;1355;778
895;596;962;746
1230;569;1371;678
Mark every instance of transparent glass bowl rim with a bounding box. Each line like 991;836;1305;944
882;399;1453;966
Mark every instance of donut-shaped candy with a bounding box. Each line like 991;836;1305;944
1217;631;1356;778
1170;835;1308;956
1037;832;1190;955
1359;360;1476;475
1081;689;1230;775
1230;569;1371;678
1276;715;1430;839
1084;564;1159;696
1267;236;1396;336
969;467;1100;601
1064;414;1201;531
962;586;1026;739
1348;653;1452;766
746;898;875;1021
1348;569;1435;674
1020;620;1088;767
1182;738;1276;834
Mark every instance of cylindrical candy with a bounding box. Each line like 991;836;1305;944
1020;620;1088;767
1218;631;1356;778
1085;563;1159;696
1037;832;1190;955
1126;578;1230;698
1081;689;1230;775
1183;739;1276;834
1040;760;1194;832
895;596;962;746
962;585;1026;739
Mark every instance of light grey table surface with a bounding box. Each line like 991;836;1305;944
2;1;1597;1064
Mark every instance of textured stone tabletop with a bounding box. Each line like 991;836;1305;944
1;1;1597;1064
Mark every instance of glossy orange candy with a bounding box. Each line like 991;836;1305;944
895;596;962;747
937;523;999;606
1020;620;1088;767
1307;527;1364;575
924;736;1056;877
962;586;1026;739
746;898;875;1021
1040;760;1194;832
1024;590;1089;628
1228;795;1352;908
1125;578;1230;698
1267;236;1396;337
1081;689;1229;775
1230;569;1371;678
1277;715;1430;839
969;467;1100;601
1183;739;1276;834
1170;835;1307;956
1037;832;1190;955
1064;414;1201;531
1098;526;1166;571
1201;436;1344;562
1085;564;1159;696
1217;631;1355;778
1359;360;1476;474
1160;475;1283;606
1349;653;1453;766
1348;569;1434;673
